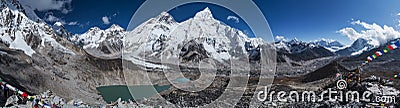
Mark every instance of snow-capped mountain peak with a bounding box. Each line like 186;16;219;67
87;26;101;33
107;24;124;32
274;37;335;61
274;36;347;53
71;24;125;48
194;7;214;20
290;38;299;44
69;24;125;58
336;38;375;56
310;38;344;52
0;5;75;57
273;37;339;61
153;11;176;25
54;22;63;27
352;38;369;48
2;0;42;22
124;7;265;68
52;21;71;38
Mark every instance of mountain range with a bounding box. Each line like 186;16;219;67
275;36;379;60
0;0;125;104
0;0;398;106
123;7;265;68
0;1;268;104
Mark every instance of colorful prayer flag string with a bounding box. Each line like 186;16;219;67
363;40;400;66
0;78;31;99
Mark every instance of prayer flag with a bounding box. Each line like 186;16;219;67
375;51;383;56
367;56;373;61
395;41;400;47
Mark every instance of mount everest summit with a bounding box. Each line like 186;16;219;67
123;7;267;68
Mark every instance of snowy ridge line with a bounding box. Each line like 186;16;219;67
0;7;75;57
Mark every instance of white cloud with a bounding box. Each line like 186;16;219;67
102;16;110;25
61;8;72;14
44;13;80;26
227;16;239;23
20;0;72;13
397;13;400;16
101;13;117;25
68;21;78;26
338;20;400;47
45;14;61;22
275;35;287;41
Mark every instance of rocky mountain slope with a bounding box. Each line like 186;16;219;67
273;38;336;76
0;0;126;104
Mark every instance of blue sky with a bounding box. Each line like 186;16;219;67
256;0;400;44
32;0;400;45
35;0;144;34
